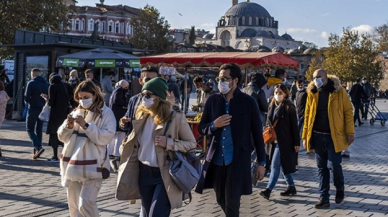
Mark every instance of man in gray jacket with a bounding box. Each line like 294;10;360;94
242;73;268;125
101;71;115;105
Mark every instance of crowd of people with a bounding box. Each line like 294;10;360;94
0;63;368;217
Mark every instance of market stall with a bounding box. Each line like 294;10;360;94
140;52;299;153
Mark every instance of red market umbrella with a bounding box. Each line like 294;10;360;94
140;52;299;69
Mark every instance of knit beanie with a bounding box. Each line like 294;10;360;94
117;79;129;88
142;77;168;100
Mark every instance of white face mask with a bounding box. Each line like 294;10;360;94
86;77;92;81
362;80;367;84
141;97;154;109
70;77;76;81
297;87;305;91
274;94;284;102
218;81;231;95
79;98;93;109
314;78;324;88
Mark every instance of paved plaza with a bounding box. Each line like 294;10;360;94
1;99;388;217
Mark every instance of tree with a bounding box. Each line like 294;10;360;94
307;27;384;84
374;22;388;53
189;26;196;45
303;41;318;49
0;0;70;57
129;5;172;54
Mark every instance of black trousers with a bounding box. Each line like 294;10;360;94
352;102;362;125
49;133;59;158
138;162;171;217
209;163;241;217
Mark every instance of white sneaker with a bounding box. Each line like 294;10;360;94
341;149;350;158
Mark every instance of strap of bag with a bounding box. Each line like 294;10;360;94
272;119;279;128
163;111;175;136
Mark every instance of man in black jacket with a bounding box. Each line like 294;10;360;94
349;78;366;126
295;79;308;133
242;73;268;126
195;63;266;217
361;77;374;120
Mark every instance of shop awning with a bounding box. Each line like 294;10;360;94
140;52;299;69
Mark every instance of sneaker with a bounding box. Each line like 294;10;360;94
47;156;59;163
335;190;345;204
32;148;45;159
314;200;330;209
259;188;271;200
280;186;297;196
341;150;350;158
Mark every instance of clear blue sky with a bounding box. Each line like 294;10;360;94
77;0;387;48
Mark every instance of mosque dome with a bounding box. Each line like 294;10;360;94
281;33;293;40
202;34;214;39
240;28;257;37
225;2;271;17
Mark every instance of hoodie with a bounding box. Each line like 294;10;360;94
24;76;49;108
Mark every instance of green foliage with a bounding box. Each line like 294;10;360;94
305;50;324;81
128;5;172;54
189;26;196;45
0;0;70;57
309;27;384;84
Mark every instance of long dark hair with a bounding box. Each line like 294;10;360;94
74;80;104;120
0;81;4;91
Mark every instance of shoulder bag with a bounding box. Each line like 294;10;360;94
38;102;51;122
263;119;278;144
165;112;201;203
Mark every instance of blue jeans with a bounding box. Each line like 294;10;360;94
139;162;171;217
313;132;344;202
26;106;44;150
180;94;190;112
267;145;295;190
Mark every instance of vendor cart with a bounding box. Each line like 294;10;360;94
140;52;299;155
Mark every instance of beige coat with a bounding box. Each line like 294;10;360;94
116;110;196;209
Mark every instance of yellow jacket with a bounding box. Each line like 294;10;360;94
302;75;355;153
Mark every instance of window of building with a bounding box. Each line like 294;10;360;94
126;23;131;35
108;21;113;32
75;20;80;31
115;22;120;33
266;18;269;27
102;21;106;32
249;17;252;26
88;19;94;31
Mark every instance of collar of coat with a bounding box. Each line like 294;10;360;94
307;75;342;94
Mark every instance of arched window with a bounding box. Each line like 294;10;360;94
265;18;269;27
220;30;231;47
88;19;94;31
256;17;259;26
102;21;106;32
249;17;252;26
126;23;132;35
79;19;84;31
242;16;245;25
115;22;120;33
75;19;80;31
95;20;100;32
108;21;113;32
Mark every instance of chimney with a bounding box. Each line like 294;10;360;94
232;0;238;6
100;0;104;5
247;0;250;2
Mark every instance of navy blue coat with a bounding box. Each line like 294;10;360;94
109;87;128;132
24;76;49;108
194;88;266;197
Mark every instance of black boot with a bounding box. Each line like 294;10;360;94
260;188;271;200
280;186;297;196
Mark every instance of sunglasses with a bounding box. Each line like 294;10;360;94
142;77;152;83
141;91;156;99
215;76;233;82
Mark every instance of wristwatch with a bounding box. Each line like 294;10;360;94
82;123;89;130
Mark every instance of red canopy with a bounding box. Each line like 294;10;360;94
140;52;299;69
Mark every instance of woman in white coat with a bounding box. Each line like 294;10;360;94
58;80;116;217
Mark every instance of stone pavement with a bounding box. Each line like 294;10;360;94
0;99;388;217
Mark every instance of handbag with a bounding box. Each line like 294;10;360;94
164;112;201;201
263;119;278;144
101;147;110;179
38;102;51;122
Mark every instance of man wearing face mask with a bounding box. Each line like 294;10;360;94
302;69;354;209
361;77;374;120
195;63;266;217
119;66;159;134
349;78;366;127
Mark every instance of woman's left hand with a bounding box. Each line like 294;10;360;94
295;146;300;153
155;136;167;148
75;115;87;128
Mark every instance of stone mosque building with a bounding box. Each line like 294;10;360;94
199;0;303;52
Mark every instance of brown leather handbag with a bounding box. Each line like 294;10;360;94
263;119;279;144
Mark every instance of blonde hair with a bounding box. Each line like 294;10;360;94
135;97;172;125
74;80;105;120
69;69;78;77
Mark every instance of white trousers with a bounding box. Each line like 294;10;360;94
66;179;103;217
108;132;126;157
